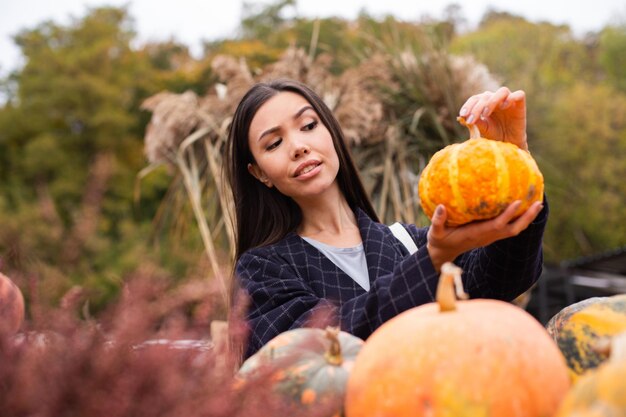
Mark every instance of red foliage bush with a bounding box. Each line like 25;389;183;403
0;273;328;417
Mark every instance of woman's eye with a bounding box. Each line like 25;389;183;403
266;138;282;151
302;120;318;131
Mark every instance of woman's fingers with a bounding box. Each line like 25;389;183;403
459;96;479;121
459;200;540;242
481;86;511;119
427;200;541;258
507;89;526;105
459;87;513;124
492;200;522;228
429;204;447;238
504;201;543;236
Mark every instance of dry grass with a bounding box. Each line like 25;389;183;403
139;36;501;274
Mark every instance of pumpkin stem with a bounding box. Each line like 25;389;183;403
612;332;626;363
457;116;481;140
591;332;626;363
437;262;468;312
324;326;343;366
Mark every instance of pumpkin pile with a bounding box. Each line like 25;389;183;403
418;117;544;225
237;326;363;416
547;294;626;382
344;262;570;417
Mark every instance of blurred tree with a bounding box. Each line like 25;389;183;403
450;11;593;96
0;7;206;309
240;0;296;39
535;83;626;260
598;23;626;92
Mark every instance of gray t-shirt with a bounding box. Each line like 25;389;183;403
302;237;370;291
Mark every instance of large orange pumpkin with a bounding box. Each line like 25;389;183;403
345;263;570;417
418;117;544;225
0;272;25;335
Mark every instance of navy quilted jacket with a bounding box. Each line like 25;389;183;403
236;202;548;358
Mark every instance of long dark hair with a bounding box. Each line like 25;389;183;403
224;78;378;262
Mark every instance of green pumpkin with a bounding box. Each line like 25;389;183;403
546;294;626;382
238;327;363;416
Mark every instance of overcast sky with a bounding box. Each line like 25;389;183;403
1;0;626;77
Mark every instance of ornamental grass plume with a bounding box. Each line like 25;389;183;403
331;54;391;146
0;271;331;417
449;54;501;103
141;91;203;165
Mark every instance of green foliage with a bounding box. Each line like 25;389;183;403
0;6;209;310
241;0;296;39
450;11;593;94
534;83;626;260
598;23;626;92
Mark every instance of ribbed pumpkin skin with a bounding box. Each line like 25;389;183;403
345;300;570;417
238;328;363;415
0;272;25;335
418;138;544;225
547;295;626;382
556;359;626;417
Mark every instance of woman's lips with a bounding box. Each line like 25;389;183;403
294;161;322;178
294;161;321;177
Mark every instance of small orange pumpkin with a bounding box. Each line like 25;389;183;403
345;263;570;417
0;272;25;335
418;117;544;225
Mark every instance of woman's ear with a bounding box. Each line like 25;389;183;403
247;163;273;188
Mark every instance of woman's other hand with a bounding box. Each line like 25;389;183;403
426;200;543;272
459;87;528;151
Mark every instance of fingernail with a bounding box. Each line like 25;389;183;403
436;205;444;216
460;107;468;116
466;114;475;124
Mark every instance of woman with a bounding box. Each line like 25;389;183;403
224;78;546;359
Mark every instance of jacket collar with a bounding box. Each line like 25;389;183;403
281;207;405;283
354;208;406;284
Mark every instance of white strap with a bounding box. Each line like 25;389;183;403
389;222;418;255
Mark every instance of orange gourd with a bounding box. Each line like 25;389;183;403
418;117;544;225
345;263;570;417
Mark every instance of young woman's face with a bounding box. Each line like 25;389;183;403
247;91;340;201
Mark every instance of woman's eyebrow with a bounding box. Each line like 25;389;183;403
257;105;315;142
294;105;314;119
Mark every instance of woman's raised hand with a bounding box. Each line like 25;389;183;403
459;87;528;151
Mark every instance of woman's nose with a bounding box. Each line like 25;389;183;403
292;142;310;159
